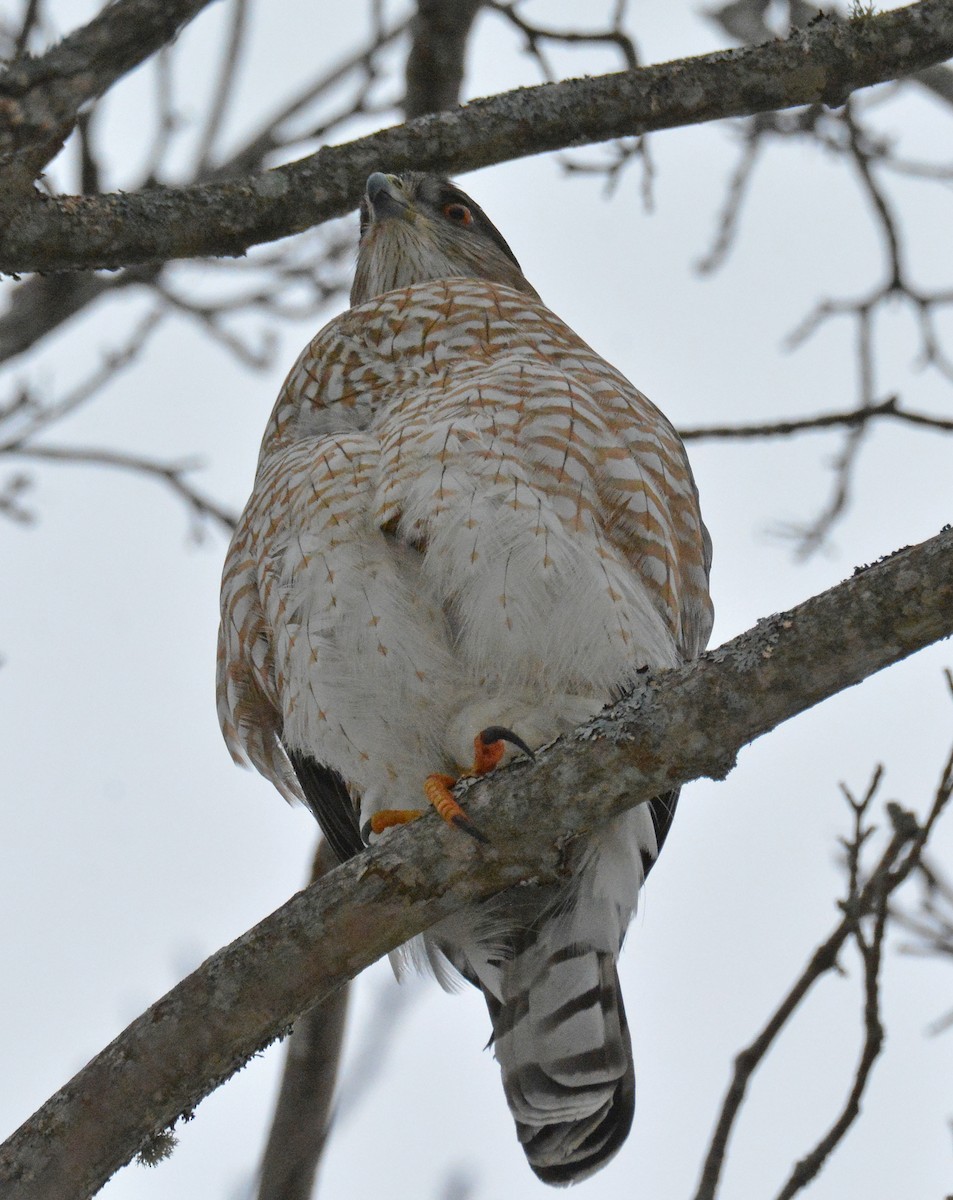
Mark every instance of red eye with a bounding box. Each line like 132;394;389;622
443;203;472;225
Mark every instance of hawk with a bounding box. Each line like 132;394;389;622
217;171;713;1184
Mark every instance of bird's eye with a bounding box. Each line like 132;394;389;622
443;203;473;225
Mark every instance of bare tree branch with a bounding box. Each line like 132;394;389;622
708;0;953;104
775;883;889;1198
695;82;953;554
486;0;638;78
5;444;237;534
11;0;45;62
208;10;412;181
679;394;953;441
193;0;249;176
0;0;218;189
0;268;151;366
1;524;951;1200
2;0;952;274
0;308;163;449
0;11;413;368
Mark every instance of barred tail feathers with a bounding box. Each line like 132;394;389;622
488;945;635;1185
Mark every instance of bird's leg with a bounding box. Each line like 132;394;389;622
368;727;534;844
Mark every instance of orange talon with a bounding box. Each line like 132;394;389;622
424;773;490;844
369;808;425;834
372;726;533;847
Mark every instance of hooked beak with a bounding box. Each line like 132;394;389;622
364;172;413;224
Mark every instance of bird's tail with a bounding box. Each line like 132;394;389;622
486;944;635;1186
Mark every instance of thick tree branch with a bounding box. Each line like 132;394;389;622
1;525;951;1200
404;0;483;119
255;840;349;1200
2;0;952;274
0;0;218;187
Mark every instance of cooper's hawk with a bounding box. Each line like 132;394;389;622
218;171;713;1184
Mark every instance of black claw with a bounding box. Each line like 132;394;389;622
360;820;373;845
451;814;491;845
479;725;536;761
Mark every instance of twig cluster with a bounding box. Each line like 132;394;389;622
0;307;236;534
700;0;953;556
694;716;953;1200
0;0;408;529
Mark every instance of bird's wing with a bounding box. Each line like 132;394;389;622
217;429;377;857
217;508;297;801
285;748;363;862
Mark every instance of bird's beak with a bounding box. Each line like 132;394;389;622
364;172;414;224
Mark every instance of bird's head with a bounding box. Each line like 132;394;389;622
350;171;539;306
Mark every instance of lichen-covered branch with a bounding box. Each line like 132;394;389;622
2;0;952;274
1;525;951;1200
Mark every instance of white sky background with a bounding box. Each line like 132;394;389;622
2;2;953;1198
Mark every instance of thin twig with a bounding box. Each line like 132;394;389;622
5;443;237;533
142;46;178;183
486;0;638;74
678;395;953;441
780;305;878;559
0;310;164;451
774;871;890;1199
12;0;43;60
193;0;248;174
695;117;766;274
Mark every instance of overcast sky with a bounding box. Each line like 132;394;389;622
3;3;953;1199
